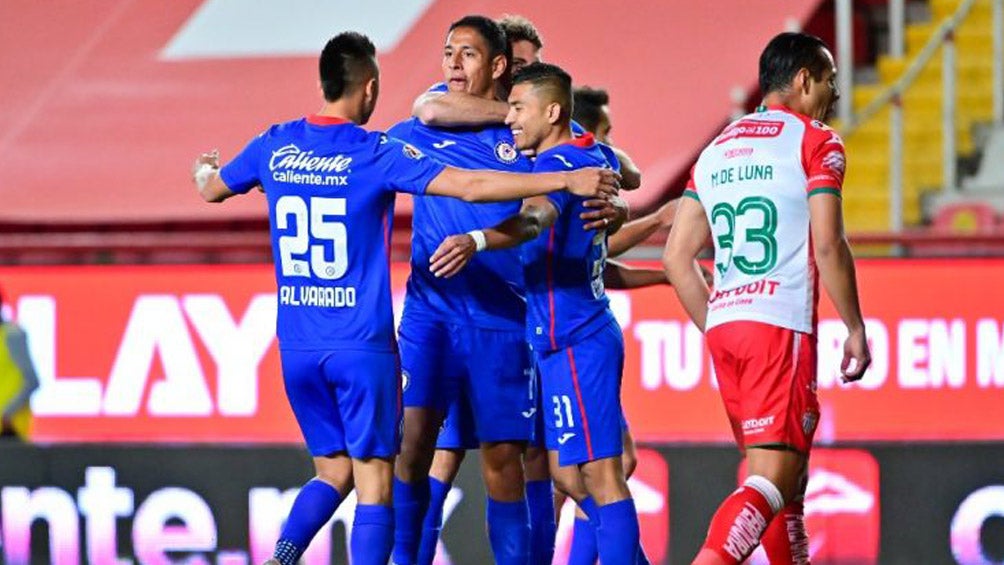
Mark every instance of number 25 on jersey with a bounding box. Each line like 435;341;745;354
276;195;348;280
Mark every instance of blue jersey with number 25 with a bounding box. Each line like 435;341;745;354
220;115;446;352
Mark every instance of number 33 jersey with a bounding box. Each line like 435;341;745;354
686;106;846;334
220;115;446;351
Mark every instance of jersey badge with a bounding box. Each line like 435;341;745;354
495;141;519;164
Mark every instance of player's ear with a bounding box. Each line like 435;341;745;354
795;67;812;95
491;54;508;81
364;76;378;105
546;101;562;125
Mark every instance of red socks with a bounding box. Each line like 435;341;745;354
761;500;810;565
692;476;783;565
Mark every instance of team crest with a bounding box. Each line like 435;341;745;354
495;141;519;164
802;411;819;435
402;143;424;160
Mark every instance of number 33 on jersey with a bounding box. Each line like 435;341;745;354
686;106;846;335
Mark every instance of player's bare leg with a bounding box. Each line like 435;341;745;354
352;456;396;565
267;454;353;565
417;448;466;565
691;447;801;565
394;406;445;564
481;440;530;563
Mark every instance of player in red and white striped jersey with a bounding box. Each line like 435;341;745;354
664;32;871;565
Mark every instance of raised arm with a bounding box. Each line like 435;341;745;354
809;193;871;382
426;166;618;203
429;196;558;278
413;91;509;127
191;150;236;203
603;259;670;289
662;196;712;331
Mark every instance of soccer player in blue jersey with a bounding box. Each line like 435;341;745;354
191;32;618;565
430;62;643;565
386;16;545;565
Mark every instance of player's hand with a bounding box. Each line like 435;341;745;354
581;196;627;232
191;149;220;188
840;328;871;383
566;168;620;199
430;234;477;278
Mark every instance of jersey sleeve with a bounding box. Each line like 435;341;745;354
533;152;575;211
803;125;846;197
375;135;447;196
683;164;699;202
219;132;266;194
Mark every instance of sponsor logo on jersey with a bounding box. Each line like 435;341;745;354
522;406;537;419
715;119;785;145
269;144;352;173
402;143;425;160
724;147;755;159
402;370;411;392
495;141;519;164
821;150;846;176
432;140;457;149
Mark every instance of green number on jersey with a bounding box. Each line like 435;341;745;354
710;196;778;276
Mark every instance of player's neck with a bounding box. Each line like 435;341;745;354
535;125;573;154
317;101;362;124
760;94;806;118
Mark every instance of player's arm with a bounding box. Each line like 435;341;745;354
192;150;237;202
809;193;870;382
607;144;642;190
603;259;669;289
413;91;509;127
429;196;558;278
426;166;619;203
607;199;679;257
662;195;712;331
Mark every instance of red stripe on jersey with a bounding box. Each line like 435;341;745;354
547;227;559;350
562;132;596;148
566;347;594;461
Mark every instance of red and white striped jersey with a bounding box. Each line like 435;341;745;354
685;106;846;334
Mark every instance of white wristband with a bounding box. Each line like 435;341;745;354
194;163;217;189
467;230;487;252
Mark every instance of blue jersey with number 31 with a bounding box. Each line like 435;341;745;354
220;115;446;351
523;134;617;352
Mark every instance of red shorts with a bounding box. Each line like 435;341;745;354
706;320;819;454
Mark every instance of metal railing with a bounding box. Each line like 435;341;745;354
837;0;1004;233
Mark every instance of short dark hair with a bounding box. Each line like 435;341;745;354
513;62;573;120
759;32;831;95
498;14;543;49
449;15;511;64
318;32;377;102
572;87;610;134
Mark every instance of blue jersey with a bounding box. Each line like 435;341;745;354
523;134;617;352
221;115;446;351
388;117;532;331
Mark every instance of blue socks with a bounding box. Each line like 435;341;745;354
393;477;431;565
526;480;556;565
595;499;641;565
352;504;394;565
417;477;451;565
272;479;342;565
568;517;598;565
486;497;531;565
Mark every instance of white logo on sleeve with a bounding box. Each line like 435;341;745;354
432;140;456;149
553;154;574;169
557;432;577;445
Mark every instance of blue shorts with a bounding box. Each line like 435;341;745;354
399;313;534;443
436;392;479;450
536;321;625;466
280;348;401;459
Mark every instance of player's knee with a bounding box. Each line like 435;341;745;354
580;456;630;504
